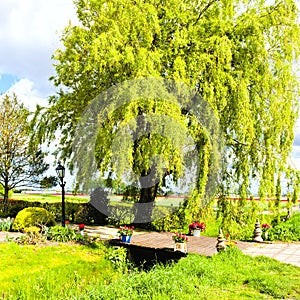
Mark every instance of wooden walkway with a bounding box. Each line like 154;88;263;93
108;231;257;268
124;231;252;256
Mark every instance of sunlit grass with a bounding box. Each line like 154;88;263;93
0;236;299;299
0;242;121;299
11;193;89;203
79;248;300;300
11;193;195;207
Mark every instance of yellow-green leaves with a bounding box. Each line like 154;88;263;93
34;0;300;218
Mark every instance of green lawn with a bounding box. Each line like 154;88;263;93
11;193;89;203
11;193;185;206
0;242;121;299
0;242;299;299
80;248;300;299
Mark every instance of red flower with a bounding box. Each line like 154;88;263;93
65;220;70;225
173;232;188;243
188;221;206;232
79;224;85;230
262;223;271;229
118;225;134;236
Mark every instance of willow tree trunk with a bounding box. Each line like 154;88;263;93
132;172;159;228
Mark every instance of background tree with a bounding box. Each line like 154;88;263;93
40;176;59;189
31;0;300;224
0;94;48;212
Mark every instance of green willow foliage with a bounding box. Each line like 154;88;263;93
31;0;300;221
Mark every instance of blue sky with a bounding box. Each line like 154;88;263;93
0;0;299;189
0;74;19;94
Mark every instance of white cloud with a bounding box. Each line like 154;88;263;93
0;0;78;97
5;78;47;111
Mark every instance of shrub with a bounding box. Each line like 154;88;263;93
12;207;55;231
72;203;107;225
41;202;63;221
0;199;32;218
46;225;80;242
151;206;186;231
15;226;44;245
24;226;41;234
0;200;108;225
104;246;130;272
268;213;300;241
106;204;134;225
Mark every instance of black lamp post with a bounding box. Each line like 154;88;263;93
56;161;66;227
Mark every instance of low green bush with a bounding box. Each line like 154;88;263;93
46;225;80;242
104;246;130;272
268;213;300;241
12;207;55;231
0;199;34;218
151;206;186;231
15;226;44;245
1;199;107;225
106;204;134;225
71;203;107;224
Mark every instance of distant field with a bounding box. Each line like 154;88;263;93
11;193;185;206
11;193;297;210
11;193;89;203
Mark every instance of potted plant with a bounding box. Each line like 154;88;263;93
78;223;85;236
173;232;188;253
118;225;134;243
261;223;271;241
188;221;206;236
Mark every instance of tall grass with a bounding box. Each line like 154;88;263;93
77;248;300;300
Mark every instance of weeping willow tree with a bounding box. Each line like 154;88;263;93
31;0;300;225
67;78;219;225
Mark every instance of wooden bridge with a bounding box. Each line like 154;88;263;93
108;231;253;268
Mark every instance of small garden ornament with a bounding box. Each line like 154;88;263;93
216;229;226;252
253;219;263;242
